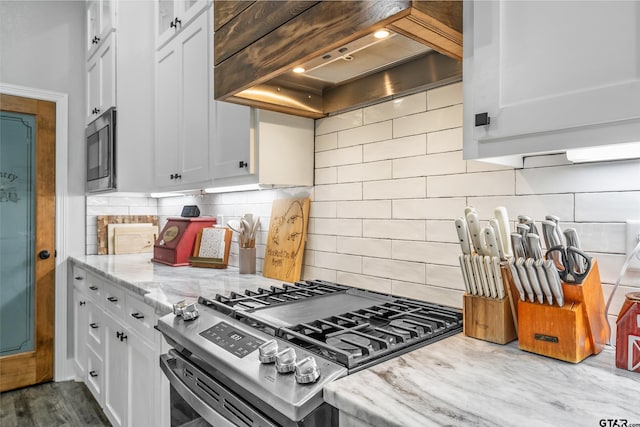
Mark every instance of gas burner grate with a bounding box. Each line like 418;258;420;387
278;297;462;372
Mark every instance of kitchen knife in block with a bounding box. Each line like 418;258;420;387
517;260;610;363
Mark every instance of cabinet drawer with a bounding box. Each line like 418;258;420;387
125;295;157;343
86;346;104;405
87;303;104;353
72;266;87;290
102;282;125;317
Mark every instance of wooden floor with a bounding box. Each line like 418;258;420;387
0;381;111;427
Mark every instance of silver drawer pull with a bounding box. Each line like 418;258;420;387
107;296;118;303
89;286;98;291
131;312;144;320
89;323;99;329
89;370;98;377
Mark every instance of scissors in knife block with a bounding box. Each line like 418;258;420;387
545;245;592;284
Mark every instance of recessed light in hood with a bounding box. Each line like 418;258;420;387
213;1;463;118
288;30;433;85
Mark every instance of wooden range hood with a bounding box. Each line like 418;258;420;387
214;1;462;119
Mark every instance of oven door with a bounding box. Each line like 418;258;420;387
160;350;277;427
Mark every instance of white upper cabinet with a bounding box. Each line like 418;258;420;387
86;32;116;124
85;0;156;193
155;7;212;190
463;1;640;166
211;101;252;180
86;0;116;58
155;0;210;48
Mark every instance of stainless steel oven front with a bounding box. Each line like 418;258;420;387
86;107;116;193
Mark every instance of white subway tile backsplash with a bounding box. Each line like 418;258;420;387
393;104;463;138
311;218;362;237
315;109;362;135
427;82;463;110
363;219;425;241
516;160;640;195
337;161;392;183
314;183;362;201
363;134;426;162
426;264;465;290
336;272;392;294
362;257;425;283
337;121;392;148
314;251;362;274
337;236;392;258
427;127;463;154
306;234;337;252
426;220;458;243
392;197;467;220
363;92;426;124
575;191;640;222
466;194;574;221
315;146;362;168
363;177;426;200
85;82;633;327
315;167;337;185
564;223;626;254
392;281;463;308
315;133;338;152
336;200;392;219
427;170;515;197
309;201;336;218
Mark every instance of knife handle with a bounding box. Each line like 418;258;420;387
494;207;513;258
484;255;498;298
525;258;544;304
516;258;535;302
543;259;565;307
466;212;484;255
491;256;505;299
489;219;506;260
454;217;471;255
535;259;554;305
527;233;543;260
563;228;585;272
507;257;526;301
511;233;526;259
473;255;491;297
483;227;501;259
459;254;472;294
464;255;479;295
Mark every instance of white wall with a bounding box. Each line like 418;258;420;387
156;81;640;333
0;0;86;257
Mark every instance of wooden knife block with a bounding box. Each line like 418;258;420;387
463;293;518;345
516;260;610;363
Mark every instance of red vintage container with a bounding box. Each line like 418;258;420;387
615;292;640;372
152;217;216;266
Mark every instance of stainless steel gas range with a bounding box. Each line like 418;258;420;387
157;280;463;427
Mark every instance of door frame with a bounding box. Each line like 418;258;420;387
0;82;71;381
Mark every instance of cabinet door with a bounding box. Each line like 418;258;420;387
73;289;88;378
86;33;116;124
465;1;640;161
104;317;128;427
155;41;181;187
178;11;211;185
212;102;252;180
127;332;157;427
86;0;100;55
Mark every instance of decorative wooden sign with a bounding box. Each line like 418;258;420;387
263;197;310;282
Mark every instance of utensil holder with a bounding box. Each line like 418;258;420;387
515;259;610;363
238;247;256;274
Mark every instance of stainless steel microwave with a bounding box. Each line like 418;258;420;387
86;107;116;193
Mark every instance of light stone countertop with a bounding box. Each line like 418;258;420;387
324;334;640;427
68;254;289;315
69;254;640;426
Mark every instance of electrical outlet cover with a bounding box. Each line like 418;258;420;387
627;220;640;271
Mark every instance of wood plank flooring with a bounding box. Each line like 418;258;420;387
0;380;111;427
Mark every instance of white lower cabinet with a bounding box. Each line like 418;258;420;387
72;265;168;427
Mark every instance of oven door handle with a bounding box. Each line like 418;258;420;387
160;354;236;427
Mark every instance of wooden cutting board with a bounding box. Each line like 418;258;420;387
108;224;158;254
262;197;310;282
97;215;159;254
113;225;157;254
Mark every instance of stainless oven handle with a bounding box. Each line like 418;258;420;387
159;354;236;427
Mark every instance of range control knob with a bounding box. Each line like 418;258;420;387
258;339;278;364
275;347;296;373
294;356;321;384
